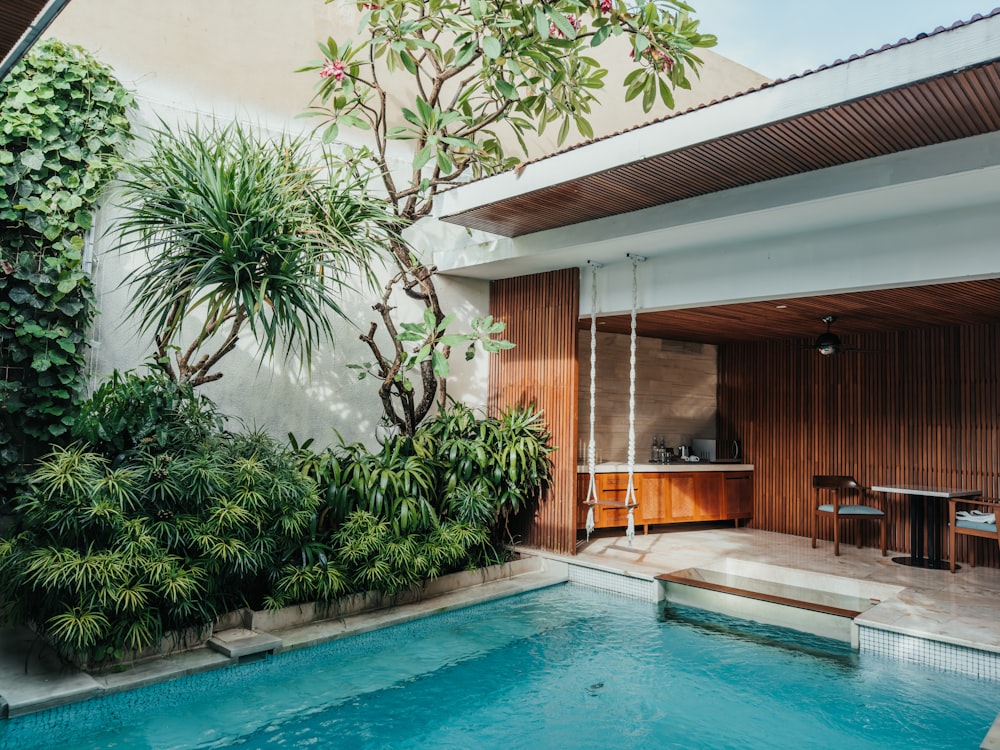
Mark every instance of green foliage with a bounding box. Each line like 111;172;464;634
352;311;514;396
331;510;487;597
113;119;400;387
0;39;133;252
0;376;336;666
0;39;133;496
72;368;224;458
0;371;554;663
425;401;555;535
305;1;714;206
321;436;440;536
302;401;554;555
301;2;713;433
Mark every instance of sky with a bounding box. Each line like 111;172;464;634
690;1;998;78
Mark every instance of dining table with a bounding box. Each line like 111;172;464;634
870;483;982;569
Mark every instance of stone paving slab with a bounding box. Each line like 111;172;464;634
0;626;101;718
206;629;282;659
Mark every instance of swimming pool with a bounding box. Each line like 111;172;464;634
1;583;996;749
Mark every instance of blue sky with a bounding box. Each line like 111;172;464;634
691;1;997;78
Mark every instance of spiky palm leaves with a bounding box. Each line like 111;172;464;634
297;401;554;590
0;432;339;666
114;119;399;385
331;510;486;597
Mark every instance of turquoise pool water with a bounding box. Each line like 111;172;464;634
1;583;997;749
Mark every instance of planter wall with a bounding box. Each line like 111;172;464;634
245;556;541;633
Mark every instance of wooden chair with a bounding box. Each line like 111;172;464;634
811;475;887;556
949;496;1000;573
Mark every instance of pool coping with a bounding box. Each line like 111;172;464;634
0;557;569;719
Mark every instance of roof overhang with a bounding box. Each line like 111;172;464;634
434;11;1000;239
0;0;73;82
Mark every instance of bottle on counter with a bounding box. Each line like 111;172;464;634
650;434;660;463
657;436;667;463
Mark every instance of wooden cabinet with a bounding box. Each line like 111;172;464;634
578;470;753;532
637;474;668;527
635;473;720;524
723;472;754;525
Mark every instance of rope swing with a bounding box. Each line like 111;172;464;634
584;261;601;541
624;254;644;545
582;256;643;546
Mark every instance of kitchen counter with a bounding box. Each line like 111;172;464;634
578;462;754;474
576;465;754;531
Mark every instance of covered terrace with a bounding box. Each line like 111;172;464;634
431;10;1000;560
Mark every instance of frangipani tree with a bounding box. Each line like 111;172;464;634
305;0;715;434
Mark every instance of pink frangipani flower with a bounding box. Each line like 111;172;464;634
320;57;347;81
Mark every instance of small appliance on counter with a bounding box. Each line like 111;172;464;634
691;438;716;462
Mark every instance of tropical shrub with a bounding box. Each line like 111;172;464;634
0;361;553;664
0;377;339;665
0;39;133;495
322;435;440;535
113;119;399;386
423;401;555;538
72;368;224;459
304;401;555;561
331;510;487;597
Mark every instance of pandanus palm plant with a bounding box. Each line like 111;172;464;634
114;119;400;386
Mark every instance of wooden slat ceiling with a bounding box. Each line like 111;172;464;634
586;277;1000;344
0;0;50;65
445;61;1000;237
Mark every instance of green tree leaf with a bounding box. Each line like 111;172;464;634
481;36;502;60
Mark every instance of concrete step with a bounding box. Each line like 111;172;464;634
206;628;282;660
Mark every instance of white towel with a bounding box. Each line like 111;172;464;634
957;510;996;524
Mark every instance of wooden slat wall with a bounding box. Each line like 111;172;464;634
489;269;579;554
718;323;1000;566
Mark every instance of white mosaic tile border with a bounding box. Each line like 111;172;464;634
859;626;1000;681
567;564;657;601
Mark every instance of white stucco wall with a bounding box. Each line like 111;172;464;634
44;0;767;448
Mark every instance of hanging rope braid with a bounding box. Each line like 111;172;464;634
624;255;644;545
584;262;600;540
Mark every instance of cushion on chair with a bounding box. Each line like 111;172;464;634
817;504;884;516
956;520;998;533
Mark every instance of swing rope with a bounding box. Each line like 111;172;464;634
584;262;600;540
624;254;643;545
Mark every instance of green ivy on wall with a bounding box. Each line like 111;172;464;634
0;39;133;497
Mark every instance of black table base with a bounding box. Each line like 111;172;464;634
891;556;956;570
892;493;951;569
875;484;980;572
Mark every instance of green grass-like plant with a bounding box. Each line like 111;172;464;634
0;374;341;666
